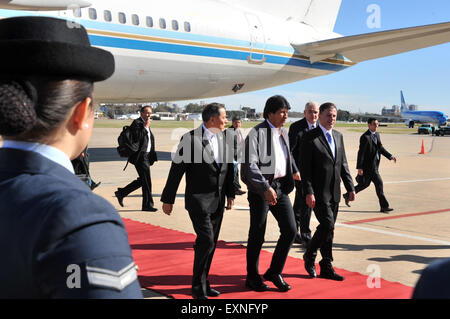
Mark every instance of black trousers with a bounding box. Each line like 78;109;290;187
355;169;389;209
293;180;312;236
188;206;224;293
246;185;296;279
119;153;154;210
304;202;339;266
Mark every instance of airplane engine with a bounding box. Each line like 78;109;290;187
0;0;91;11
405;120;415;128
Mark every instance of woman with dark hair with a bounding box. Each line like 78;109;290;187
0;16;142;298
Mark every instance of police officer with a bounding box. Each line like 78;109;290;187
0;16;142;298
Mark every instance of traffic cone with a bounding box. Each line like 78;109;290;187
419;139;426;154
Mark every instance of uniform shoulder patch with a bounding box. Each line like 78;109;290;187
86;262;138;291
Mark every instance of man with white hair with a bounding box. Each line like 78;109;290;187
288;101;319;246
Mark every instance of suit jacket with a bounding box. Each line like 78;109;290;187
225;126;245;162
128;117;157;165
161;125;235;214
357;130;392;171
241;120;298;196
288;118;311;169
299;127;354;204
0;148;141;298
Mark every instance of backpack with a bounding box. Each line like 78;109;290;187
117;125;138;158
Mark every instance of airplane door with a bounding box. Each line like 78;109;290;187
245;13;266;65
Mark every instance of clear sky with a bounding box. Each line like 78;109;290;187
175;0;450;115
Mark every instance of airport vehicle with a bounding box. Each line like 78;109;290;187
401;91;448;128
417;124;436;135
435;126;450;136
0;0;449;104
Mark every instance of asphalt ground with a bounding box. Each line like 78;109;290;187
14;122;450;299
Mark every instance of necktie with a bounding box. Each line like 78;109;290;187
371;133;377;144
326;132;335;158
372;134;380;160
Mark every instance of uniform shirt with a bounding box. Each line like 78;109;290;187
267;120;288;179
2;140;74;173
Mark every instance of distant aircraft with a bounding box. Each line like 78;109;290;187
0;0;450;104
400;91;447;128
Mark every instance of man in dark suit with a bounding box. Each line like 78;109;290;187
225;116;246;195
115;106;158;211
241;95;300;292
161;103;235;299
300;102;355;281
343;118;397;213
288;101;319;246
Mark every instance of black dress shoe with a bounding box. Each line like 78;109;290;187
206;287;220;297
235;189;246;195
143;207;158;212
319;267;345;281
114;190;124;207
263;272;291;292
343;193;351;207
192;286;208;299
303;254;317;278
245;278;269;292
90;181;101;191
380;207;394;213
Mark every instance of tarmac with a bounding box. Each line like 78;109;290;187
86;124;450;298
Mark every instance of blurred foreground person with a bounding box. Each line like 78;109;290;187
0;16;142;298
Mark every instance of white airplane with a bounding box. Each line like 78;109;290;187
0;0;449;104
400;91;448;128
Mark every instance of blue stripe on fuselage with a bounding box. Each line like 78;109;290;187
0;9;349;72
90;34;347;71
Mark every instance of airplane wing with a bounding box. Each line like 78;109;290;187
292;21;450;63
0;0;91;11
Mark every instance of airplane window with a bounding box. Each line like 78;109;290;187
146;16;153;28
184;21;191;32
132;14;140;26
159;18;166;29
172;20;179;31
104;10;112;22
119;12;126;24
89;8;97;20
72;7;81;18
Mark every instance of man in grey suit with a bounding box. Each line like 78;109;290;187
241;95;300;292
299;102;355;281
161;103;235;299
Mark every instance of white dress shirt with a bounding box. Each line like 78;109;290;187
318;123;335;158
267;120;288;179
141;117;152;153
202;123;220;164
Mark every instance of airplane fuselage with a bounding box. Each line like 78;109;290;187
0;0;353;103
402;110;447;126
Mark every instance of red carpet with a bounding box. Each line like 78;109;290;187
124;218;413;299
